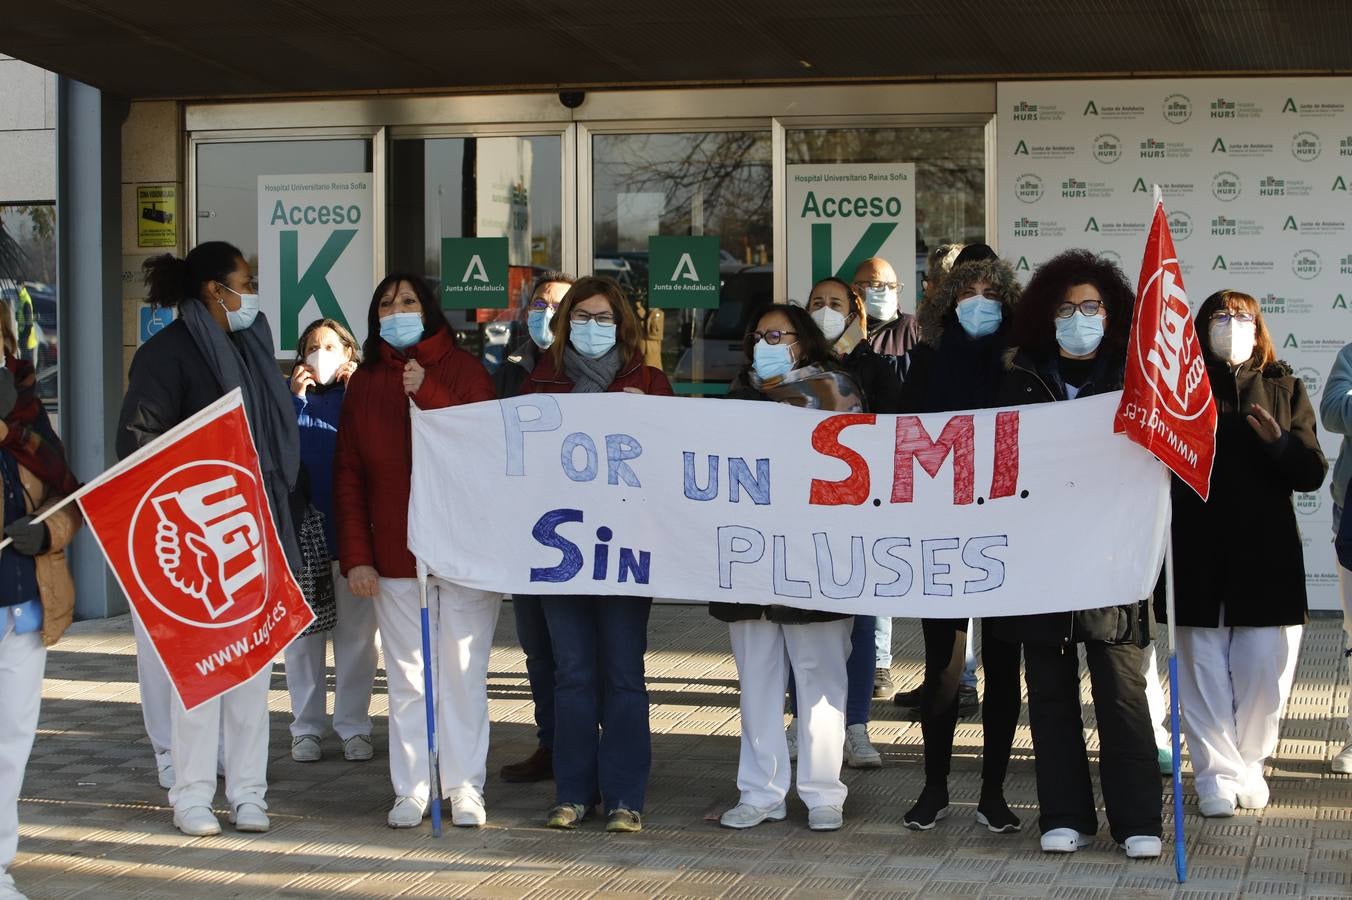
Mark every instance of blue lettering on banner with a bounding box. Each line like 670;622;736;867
717;525;766;587
728;457;772;505
813;533;866;600
617;548;651;584
560;433;599;481
684;453;719;501
922;538;961;596
529;508;584;582
500;395;562;476
604;434;643;487
962;535;1008;592
871;538;914;597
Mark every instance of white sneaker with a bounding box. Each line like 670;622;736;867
0;871;28;899
343;734;374;761
230;802;270;833
173;805;221;837
844;724;882;769
450;790;486;828
1333;742;1352;774
1237;777;1270;810
291;734;322;763
1199;795;1235;818
785;718;798;762
155;751;174;790
807;805;843;832
1122;835;1162;858
387;796;427;828
719;801;787;829
1040;827;1091;853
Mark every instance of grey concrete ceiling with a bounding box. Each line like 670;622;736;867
2;0;1350;99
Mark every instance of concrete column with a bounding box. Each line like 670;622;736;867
56;77;127;619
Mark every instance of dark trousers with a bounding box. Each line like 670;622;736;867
789;614;874;726
541;595;652;813
511;595;555;750
918;618;1021;790
1023;640;1162;842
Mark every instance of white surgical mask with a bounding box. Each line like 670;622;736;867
810;307;848;343
864;286;899;321
955;295;1003;339
306;347;345;385
217;283;260;332
1209;319;1256;365
752;339;796;381
1055;313;1105;357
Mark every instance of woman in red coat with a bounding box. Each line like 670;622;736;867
521;276;673;834
334;273;499;830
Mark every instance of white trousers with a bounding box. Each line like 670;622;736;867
375;576;500;804
1141;642;1171;750
1175;622;1302;802
728;617;850;810
168;664;271;814
284;563;380;740
132;612;173;762
0;615;44;873
1340;563;1352;740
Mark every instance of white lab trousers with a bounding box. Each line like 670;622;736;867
167;664;271;814
1141;642;1171;750
0;616;44;874
728;617;850;810
132;611;173;767
375;576;500;804
284;563;380;740
1175;621;1302;802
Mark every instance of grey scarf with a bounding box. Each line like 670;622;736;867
563;345;624;393
180;298;302;571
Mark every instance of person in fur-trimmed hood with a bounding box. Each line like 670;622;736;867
1157;289;1326;820
889;255;1027;834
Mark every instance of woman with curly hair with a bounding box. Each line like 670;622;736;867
987;249;1163;859
1161;290;1325;817
895;255;1025;833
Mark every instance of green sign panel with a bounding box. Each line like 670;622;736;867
647;235;720;309
440;237;509;309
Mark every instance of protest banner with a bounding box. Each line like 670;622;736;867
409;391;1169;618
76;390;314;710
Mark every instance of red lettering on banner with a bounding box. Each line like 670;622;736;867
809;413;875;506
989;411;1021;499
891;415;975;505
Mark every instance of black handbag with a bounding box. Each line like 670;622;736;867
297;502;337;636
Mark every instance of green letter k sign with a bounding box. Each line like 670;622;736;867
280;229;356;347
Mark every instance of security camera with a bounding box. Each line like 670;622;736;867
559;90;585;110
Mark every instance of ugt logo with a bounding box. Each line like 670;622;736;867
1137;260;1209;420
129;461;269;628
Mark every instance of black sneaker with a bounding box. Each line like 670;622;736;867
958;684;979;716
903;784;950;831
891;686;922;709
872;668;895;699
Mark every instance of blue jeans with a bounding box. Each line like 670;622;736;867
875;615;892;668
961;625;978;689
541;595;652;813
790;615;873;726
511;596;555;750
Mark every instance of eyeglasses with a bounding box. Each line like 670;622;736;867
1210;311;1256;324
748;329;797;345
853;280;897;291
1054;300;1106;319
570;311;615;325
528;298;560;311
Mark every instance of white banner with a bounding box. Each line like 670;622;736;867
257;173;374;360
996;77;1349;609
409;392;1168;618
785;163;917;311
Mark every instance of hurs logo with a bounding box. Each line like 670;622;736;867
1341;254;1352;275
1093;134;1122;163
1167;211;1193;241
1294;492;1322;516
1292;131;1321;162
1015;174;1044;203
1212;172;1241;201
1340;136;1352;157
1012;101;1040;120
1210;98;1237;118
129;461;269;629
1292;249;1322;279
1163;94;1192;124
1012;217;1040;237
1258;176;1286;197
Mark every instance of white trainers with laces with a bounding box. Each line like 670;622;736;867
807;805;843;831
230;802;270;833
343;734;374;761
450;790;487;828
1122;835;1162;858
291;734;322;763
387;795;427;828
844;723;882;769
719;800;787;829
1040;827;1091;853
173;805;221;837
1199;795;1235;818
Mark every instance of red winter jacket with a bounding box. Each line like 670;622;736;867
334;327;495;579
521;352;675;396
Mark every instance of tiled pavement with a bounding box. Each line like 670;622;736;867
12;606;1352;899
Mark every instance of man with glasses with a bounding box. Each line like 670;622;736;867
494;271;574;785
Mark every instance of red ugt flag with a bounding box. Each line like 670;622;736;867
1113;187;1218;500
77;390;314;710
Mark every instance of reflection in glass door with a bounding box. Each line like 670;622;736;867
591;131;772;394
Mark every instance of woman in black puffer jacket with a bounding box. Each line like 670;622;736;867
986;249;1162;860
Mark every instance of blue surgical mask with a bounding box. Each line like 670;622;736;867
1055;312;1105;357
527;308;555;349
217;284;260;333
955;295;1003;339
752;339;796;381
569;320;617;358
380;312;424;349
